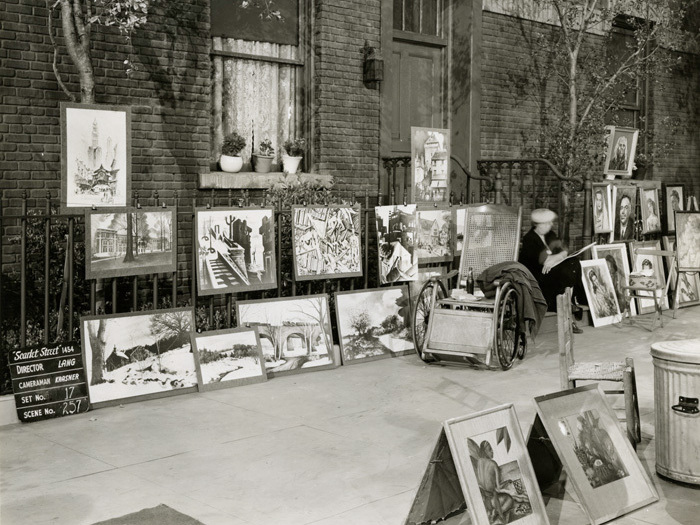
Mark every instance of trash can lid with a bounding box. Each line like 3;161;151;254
651;339;700;364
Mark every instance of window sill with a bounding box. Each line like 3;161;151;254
198;172;333;190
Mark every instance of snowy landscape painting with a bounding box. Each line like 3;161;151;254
81;308;196;406
236;294;337;377
86;207;176;279
61;103;130;212
191;326;267;391
335;286;414;365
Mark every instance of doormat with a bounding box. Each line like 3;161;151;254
92;504;205;525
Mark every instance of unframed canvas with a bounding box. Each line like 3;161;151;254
81;308;196;408
415;206;454;263
191;326;267;391
410;127;451;203
376;205;418;284
335;286;414;365
443;404;550;525
534;385;658;525
592;184;613;234
675;211;700;272
592;243;636;316
61;102;131;213
580;260;621;327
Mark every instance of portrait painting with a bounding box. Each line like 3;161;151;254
375;205;418;284
604;126;638;178
611;185;637;242
592;243;636;316
592;184;613;234
664;184;684;232
410;127;451;203
630;240;668;314
81;308;196;408
443;405;549;525
580;260;621;327
236;294;337;377
191;326;267;392
640;188;661;234
335;286;414;365
675;211;700;272
535;385;658;525
61;102;131;213
415;207;454;263
85;207;176;279
195;208;276;296
292;205;362;280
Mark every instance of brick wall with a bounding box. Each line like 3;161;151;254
313;0;381;198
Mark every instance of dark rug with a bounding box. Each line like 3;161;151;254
92;504;206;525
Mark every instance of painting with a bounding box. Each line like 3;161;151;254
640;188;661;234
191;326;267;391
291;205;362;280
592;184;613;234
611;185;636;242
195;207;276;296
375;205;418;284
592;243;636;316
61;103;130;213
534;385;658;524
677;271;700;307
604;126;638;178
455;206;468;256
580;260;621;327
415;207;454;263
410;127;450;203
443;405;549;525
81;308;196;407
675;211;700;271
85;207;176;279
335;286;414;365
236;294;337;377
630;240;668;313
663;184;684;232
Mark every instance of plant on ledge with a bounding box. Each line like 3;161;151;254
220;131;246;173
282;138;306;174
254;138;275;173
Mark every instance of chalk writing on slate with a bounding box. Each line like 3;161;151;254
9;342;90;423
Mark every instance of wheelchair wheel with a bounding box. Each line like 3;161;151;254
494;282;520;370
412;278;447;362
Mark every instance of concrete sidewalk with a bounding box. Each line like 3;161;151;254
2;307;699;525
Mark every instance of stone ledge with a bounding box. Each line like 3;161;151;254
199;172;333;190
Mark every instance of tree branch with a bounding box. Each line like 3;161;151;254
46;0;75;101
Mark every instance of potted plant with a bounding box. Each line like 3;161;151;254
282;138;306;174
219;132;246;173
254;138;275;174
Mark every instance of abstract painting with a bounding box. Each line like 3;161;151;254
415;207;454;263
410;127;450;203
375;204;418;284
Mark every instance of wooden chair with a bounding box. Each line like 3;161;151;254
620;248;678;332
557;288;641;447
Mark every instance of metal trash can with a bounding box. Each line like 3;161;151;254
650;339;700;484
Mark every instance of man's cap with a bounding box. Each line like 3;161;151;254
531;208;557;224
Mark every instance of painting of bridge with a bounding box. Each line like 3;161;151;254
196;208;276;296
236;294;337;376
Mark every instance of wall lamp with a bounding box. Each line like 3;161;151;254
362;41;383;90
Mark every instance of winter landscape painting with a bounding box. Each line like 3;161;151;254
81;308;196;407
236;294;337;377
86;207;176;279
410;127;450;203
292;205;362;280
61;103;130;212
191;327;267;391
335;287;414;365
415;207;454;263
196;208;276;296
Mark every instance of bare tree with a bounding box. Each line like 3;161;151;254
87;319;106;385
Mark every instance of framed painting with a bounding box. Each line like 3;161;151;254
663;184;684;233
236;294;337;377
675;211;700;272
415;206;454;263
410;127;450;203
375;205;418;284
592;184;613;234
677;271;700;307
291;205;362;281
662;235;678;290
81;308;196;408
85;207;176;279
592;243;635;316
195;207;277;296
611;185;636;242
630;240;669;313
580;260;622;327
639;188;661;234
335;286;413;365
191;326;267;392
604;126;638;178
443;404;550;525
61;102;131;213
534;385;658;524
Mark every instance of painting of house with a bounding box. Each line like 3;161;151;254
410;127;450;203
415;208;453;263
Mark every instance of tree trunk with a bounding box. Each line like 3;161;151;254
123;212;135;263
59;0;95;103
88;319;106;385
